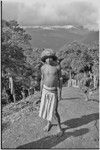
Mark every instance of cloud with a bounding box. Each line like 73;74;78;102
2;0;99;30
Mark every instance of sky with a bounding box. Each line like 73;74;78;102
2;0;100;30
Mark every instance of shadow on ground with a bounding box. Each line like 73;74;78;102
17;113;99;149
62;98;99;103
62;113;99;130
17;128;89;149
88;99;99;103
62;97;81;100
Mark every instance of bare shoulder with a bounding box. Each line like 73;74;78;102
41;64;46;72
56;64;61;71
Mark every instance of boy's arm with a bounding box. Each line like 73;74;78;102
40;66;44;96
57;65;62;100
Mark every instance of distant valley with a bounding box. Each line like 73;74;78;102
25;26;99;51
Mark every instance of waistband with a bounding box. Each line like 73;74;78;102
43;85;57;91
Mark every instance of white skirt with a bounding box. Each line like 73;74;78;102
39;85;57;121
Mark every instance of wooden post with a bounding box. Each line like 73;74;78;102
94;75;97;89
21;91;25;99
9;76;16;104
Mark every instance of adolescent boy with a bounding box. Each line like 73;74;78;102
39;49;63;134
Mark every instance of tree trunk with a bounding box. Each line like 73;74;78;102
69;70;72;80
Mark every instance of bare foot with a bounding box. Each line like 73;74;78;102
57;127;64;136
43;123;52;132
58;97;63;101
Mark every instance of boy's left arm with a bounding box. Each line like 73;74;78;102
57;65;62;100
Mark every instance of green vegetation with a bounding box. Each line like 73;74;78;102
2;20;44;105
2;20;99;106
57;41;99;85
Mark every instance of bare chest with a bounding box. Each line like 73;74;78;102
44;66;58;76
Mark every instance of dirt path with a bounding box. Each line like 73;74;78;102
2;87;99;149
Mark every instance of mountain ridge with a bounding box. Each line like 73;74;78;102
25;27;99;51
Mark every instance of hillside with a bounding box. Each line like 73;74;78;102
2;87;99;149
82;31;99;45
26;27;99;51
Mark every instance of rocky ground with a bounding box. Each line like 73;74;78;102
2;87;99;149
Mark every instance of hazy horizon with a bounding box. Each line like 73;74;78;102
2;0;99;31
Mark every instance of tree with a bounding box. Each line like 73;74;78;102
25;48;44;90
2;20;45;105
88;43;99;89
58;41;95;76
57;41;99;90
2;20;33;103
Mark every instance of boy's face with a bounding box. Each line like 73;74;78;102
45;57;53;64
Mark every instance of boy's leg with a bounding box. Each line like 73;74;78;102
53;95;63;133
43;102;61;132
43;121;52;131
54;110;62;131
